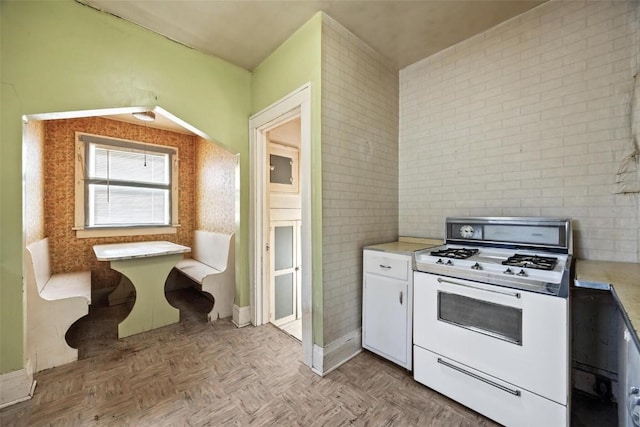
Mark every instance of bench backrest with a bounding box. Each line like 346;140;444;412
192;231;234;272
26;238;52;294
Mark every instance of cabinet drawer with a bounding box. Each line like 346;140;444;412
364;252;409;280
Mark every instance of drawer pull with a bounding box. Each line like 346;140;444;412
379;264;392;269
437;277;521;299
437;357;521;396
399;291;403;305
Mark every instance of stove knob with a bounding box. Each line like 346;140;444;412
517;269;527;277
436;258;444;264
504;268;514;275
471;262;482;270
446;260;454;266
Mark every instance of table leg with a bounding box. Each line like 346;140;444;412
108;275;134;306
109;253;182;338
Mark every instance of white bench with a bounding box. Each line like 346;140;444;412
174;231;235;322
25;238;91;372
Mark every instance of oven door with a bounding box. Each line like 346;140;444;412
413;271;569;405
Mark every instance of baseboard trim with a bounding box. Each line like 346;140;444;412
0;369;37;409
232;304;251;328
312;328;362;376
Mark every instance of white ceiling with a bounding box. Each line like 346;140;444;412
78;0;546;71
84;0;546;134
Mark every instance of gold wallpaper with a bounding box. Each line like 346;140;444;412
195;136;237;234
24;120;45;245
44;117;196;290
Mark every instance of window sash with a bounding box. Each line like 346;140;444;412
87;184;170;227
83;137;175;228
85;179;171;190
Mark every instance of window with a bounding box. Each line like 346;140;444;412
74;133;179;238
268;143;299;193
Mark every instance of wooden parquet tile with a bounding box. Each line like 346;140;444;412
1;288;498;426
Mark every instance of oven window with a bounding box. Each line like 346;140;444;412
438;291;523;345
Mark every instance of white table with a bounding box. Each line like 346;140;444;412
93;241;190;338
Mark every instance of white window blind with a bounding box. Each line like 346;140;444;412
81;135;175;228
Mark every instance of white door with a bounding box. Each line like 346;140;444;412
363;274;408;364
270;220;300;326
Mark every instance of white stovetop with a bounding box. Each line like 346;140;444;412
415;244;568;284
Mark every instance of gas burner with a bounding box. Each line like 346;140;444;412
501;254;558;271
430;248;479;259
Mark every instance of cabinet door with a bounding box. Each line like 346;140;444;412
619;313;640;427
363;273;408;365
628;333;640;427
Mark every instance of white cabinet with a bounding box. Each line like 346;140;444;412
362;249;413;369
618;310;640;427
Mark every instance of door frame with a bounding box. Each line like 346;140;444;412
249;83;312;368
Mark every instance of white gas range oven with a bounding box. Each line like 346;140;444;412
413;217;572;427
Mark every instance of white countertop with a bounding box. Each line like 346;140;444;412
93;241;190;261
364;237;443;256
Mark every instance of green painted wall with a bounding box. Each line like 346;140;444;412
0;0;251;373
251;13;324;346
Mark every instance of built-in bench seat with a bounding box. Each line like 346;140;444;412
39;271;92;303
174;231;235;322
25;238;91;372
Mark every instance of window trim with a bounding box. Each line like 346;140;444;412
74;132;180;238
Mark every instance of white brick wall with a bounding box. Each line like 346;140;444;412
322;14;399;344
400;0;639;262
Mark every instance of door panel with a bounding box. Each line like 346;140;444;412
274;225;293;270
274;273;294;320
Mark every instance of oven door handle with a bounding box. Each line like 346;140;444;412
437;358;521;397
437;277;521;299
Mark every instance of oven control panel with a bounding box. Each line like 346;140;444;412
445;217;571;252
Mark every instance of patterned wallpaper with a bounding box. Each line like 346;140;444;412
195;136;237;234
24;120;45;245
44;117;196;290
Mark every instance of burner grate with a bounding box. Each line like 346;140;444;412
501;254;558;271
430;248;479;260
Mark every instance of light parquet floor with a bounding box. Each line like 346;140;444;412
0;288;610;426
278;319;302;342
